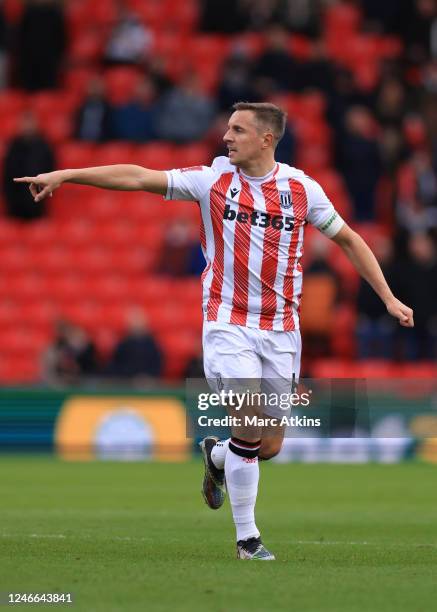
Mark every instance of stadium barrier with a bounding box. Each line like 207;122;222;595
0;383;436;463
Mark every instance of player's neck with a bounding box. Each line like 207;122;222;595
238;157;276;178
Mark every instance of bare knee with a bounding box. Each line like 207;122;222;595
259;438;283;460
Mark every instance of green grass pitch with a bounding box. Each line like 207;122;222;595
1;458;436;612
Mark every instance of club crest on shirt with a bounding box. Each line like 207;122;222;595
279;190;292;209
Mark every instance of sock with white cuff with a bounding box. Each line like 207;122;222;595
211;438;230;469
225;437;261;542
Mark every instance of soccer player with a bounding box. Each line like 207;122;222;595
15;102;414;561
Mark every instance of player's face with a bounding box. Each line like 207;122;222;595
223;111;267;166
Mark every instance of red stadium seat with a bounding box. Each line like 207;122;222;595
31;246;73;275
161;0;199;31
17;302;58;332
56;142;96;169
0;356;41;384
80;274;128;302
400;363;437;379
299;91;327;119
176;143;213;168
70;28;106;64
92;143;137;166
72;246;114;274
47;274;84;302
83;0;117;27
104;67;143;104
0;300;22;328
3;0;24;23
0;220;21;243
311;359;355;378
158;330;200;380
297;145;332;173
324;3;361;36
63;68;100;98
0;245;33;273
31;91;78;120
294;118;331;147
20;221;57;247
289;35;312;60
0;90;27;116
58;300;104;331
55;219;97;246
135;143;177;170
0;327;49;354
126;0;168;29
39;113;73;144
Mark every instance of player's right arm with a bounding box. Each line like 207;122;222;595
13;165;167;202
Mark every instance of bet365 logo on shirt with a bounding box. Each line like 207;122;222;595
223;204;294;232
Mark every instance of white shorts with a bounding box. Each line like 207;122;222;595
202;321;302;418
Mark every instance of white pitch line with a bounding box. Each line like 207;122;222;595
1;534;436;549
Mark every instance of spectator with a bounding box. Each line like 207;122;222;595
3;111;55;220
147;56;173;97
13;0;66;91
396;152;437;233
43;320;98;386
356;235;398;359
299;40;335;93
396;232;437;360
279;0;321;37
253;24;300;91
327;67;369;138
157;219;200;277
107;309;162;380
301;235;340;358
217;54;256;112
111;77;158;142
375;78;407;128
361;0;404;34
75;77;113;143
103;5;152;66
239;0;281;31
336;106;382;221
402;0;437;64
200;0;245;33
273;120;296;164
157;73;216;143
379;126;407;177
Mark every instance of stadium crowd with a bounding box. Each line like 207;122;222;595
0;0;436;384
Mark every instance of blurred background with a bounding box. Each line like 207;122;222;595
0;0;436;460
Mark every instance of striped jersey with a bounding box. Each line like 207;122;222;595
165;156;344;331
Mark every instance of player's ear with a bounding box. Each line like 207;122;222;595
262;132;274;149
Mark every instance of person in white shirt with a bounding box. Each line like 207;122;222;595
14;102;414;561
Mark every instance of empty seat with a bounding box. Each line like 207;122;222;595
92;143;136;166
135;143;177;170
56;142;96;169
0;356;41;384
104;67;143;104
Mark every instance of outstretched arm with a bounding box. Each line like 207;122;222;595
14;165;168;202
331;223;414;327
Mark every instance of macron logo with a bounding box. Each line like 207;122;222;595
230;188;240;199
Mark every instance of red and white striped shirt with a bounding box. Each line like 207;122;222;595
165;156;344;332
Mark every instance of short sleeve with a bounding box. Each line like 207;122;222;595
305;178;345;238
164;165;217;202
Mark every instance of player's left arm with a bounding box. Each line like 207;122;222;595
330;223;414;327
